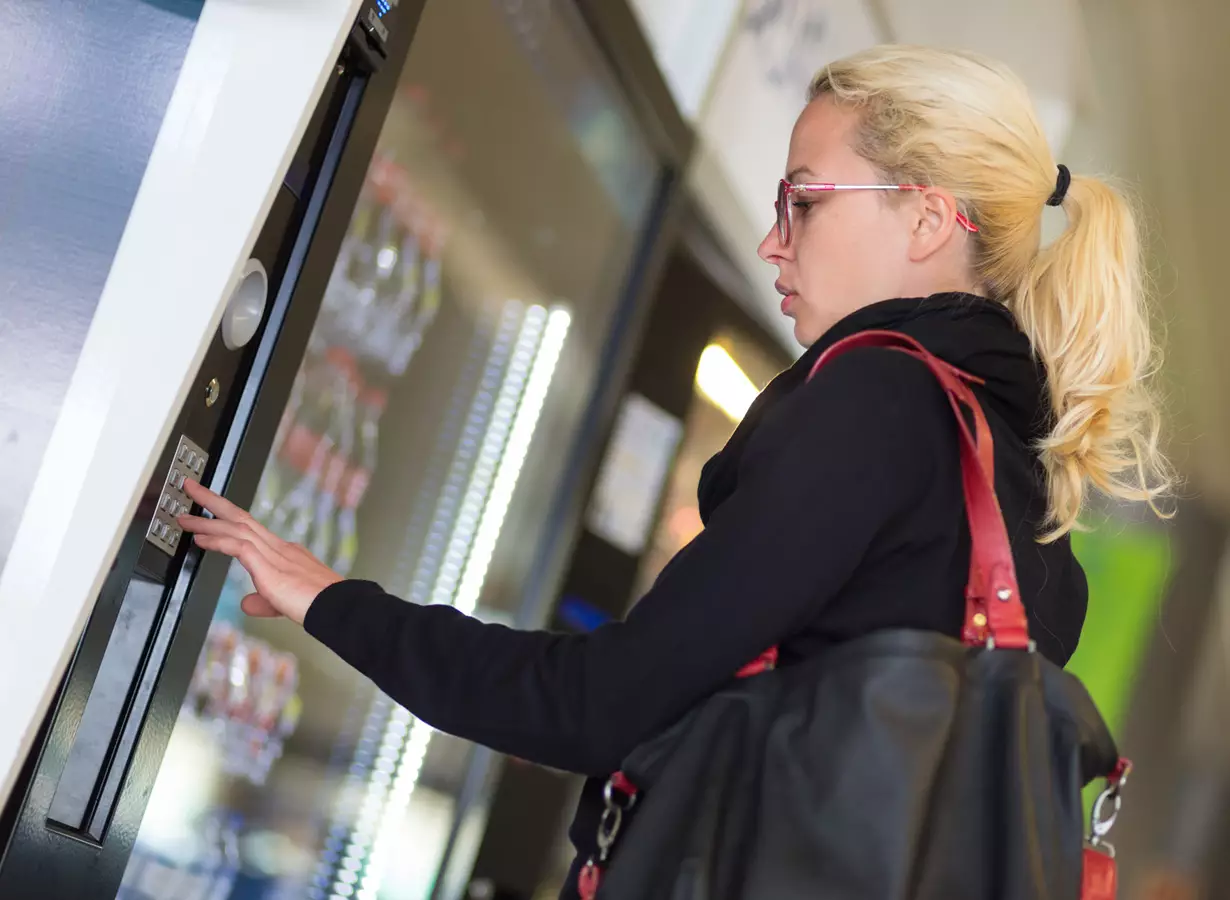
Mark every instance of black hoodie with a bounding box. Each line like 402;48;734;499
304;292;1087;883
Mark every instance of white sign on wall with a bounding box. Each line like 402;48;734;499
586;394;684;555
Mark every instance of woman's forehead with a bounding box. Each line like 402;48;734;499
786;102;865;178
792;100;861;169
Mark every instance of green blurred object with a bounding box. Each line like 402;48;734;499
1066;524;1172;814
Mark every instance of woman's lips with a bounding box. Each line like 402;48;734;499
775;282;796;315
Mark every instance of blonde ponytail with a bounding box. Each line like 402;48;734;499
811;45;1174;539
1013;175;1171;538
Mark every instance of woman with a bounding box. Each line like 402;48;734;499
181;45;1171;895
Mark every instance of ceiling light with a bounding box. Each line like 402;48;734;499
695;344;758;422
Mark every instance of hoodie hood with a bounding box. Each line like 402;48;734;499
814;293;1049;445
699;292;1049;521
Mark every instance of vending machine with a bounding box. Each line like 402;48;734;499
0;1;677;898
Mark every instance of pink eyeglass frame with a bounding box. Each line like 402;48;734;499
775;178;979;244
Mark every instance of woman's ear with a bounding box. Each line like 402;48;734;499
907;187;962;262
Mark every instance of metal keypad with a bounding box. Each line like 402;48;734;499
145;435;208;556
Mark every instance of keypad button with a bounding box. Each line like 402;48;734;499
149;436;209;555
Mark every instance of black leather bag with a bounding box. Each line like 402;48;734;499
577;331;1128;900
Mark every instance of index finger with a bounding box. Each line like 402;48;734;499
182;478;250;523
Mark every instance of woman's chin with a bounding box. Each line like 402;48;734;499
791;317;819;347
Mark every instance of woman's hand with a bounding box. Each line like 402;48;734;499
178;479;343;625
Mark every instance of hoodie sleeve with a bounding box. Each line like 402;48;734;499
303;348;949;775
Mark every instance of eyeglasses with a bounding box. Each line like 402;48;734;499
774;178;979;245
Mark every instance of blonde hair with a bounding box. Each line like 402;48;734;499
809;45;1173;539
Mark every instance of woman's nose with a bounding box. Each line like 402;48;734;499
758;225;785;263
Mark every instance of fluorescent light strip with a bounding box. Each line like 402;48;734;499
454;305;570;616
313;308;521;900
406;304;523;606
427;307;545;608
326;302;549;900
332;709;410;887
308;697;395;899
355;718;435;900
695;344;758;423
343;303;571;899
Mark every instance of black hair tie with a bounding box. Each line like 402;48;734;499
1047;164;1071;207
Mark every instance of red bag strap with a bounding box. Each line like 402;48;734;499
808;330;1031;650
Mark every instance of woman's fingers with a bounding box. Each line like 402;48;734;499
240;593;283;618
182;479;246;522
180;515;287;564
182;479;288;547
192;532;281;591
178;514;240;537
179;514;280;555
180;486;342;626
